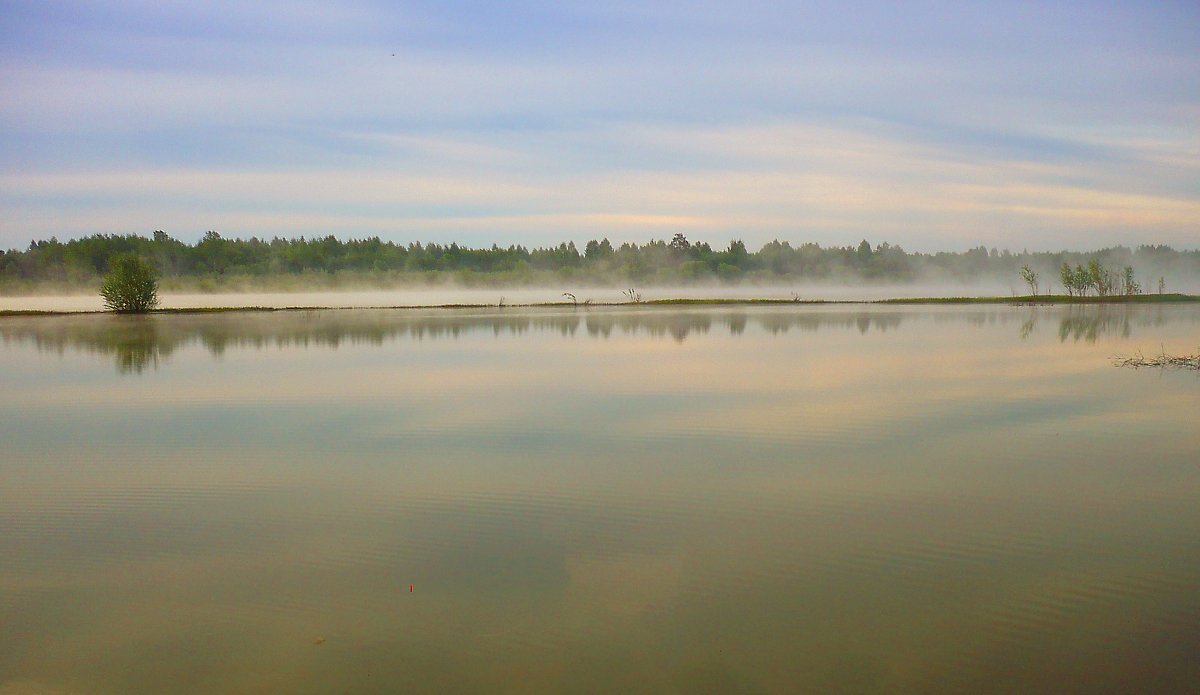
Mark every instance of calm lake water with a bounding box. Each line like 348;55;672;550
2;304;1198;694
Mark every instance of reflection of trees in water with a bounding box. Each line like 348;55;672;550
4;304;1191;374
0;308;915;373
762;312;901;335
1012;305;1187;343
1;315;173;374
1058;310;1130;343
1019;312;1038;340
1055;305;1143;343
106;319;169;374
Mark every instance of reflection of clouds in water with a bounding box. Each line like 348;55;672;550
564;552;684;619
3;305;1200;694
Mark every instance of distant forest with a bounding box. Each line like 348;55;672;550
2;230;1198;293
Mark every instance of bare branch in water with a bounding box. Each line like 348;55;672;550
1112;346;1200;370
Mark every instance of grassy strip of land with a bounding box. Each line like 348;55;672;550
553;294;1199;307
878;293;1200;304
588;294;1199;306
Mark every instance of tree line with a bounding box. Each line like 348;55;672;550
2;230;1197;291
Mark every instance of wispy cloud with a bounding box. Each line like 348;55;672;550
2;1;1198;250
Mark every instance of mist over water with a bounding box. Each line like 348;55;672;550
6;244;1200;313
0;279;1085;312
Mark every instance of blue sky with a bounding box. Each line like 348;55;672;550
1;0;1197;251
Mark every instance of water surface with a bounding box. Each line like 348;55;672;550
2;304;1198;694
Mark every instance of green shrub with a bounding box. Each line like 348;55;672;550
100;253;159;313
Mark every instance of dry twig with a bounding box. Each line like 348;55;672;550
1112;346;1200;370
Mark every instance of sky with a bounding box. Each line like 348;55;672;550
1;0;1198;252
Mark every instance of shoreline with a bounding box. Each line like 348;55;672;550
2;293;1198;318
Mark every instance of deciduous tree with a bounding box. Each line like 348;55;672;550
99;253;159;313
